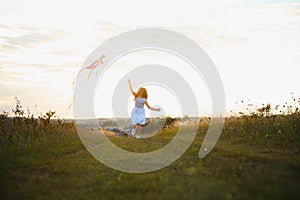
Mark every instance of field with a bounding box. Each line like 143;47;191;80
0;114;300;200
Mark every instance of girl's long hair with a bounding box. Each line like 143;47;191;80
134;87;148;100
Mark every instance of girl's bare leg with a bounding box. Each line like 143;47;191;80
136;125;142;136
131;124;137;136
132;124;137;129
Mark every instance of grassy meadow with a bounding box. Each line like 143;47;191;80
0;100;300;199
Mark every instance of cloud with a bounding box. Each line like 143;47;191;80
0;60;77;90
166;2;300;47
44;49;77;56
0;44;19;52
19;26;46;31
0;28;70;53
0;24;10;29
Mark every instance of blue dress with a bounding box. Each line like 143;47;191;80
131;97;146;125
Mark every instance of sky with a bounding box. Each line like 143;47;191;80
0;0;299;118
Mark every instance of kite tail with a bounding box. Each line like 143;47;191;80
70;54;106;109
68;93;76;110
88;69;94;79
72;68;86;88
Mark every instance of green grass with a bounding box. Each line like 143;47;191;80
0;115;300;200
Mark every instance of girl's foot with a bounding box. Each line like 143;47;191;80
136;135;141;139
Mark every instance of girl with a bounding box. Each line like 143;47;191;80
128;79;161;139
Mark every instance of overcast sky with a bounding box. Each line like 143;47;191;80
0;0;299;118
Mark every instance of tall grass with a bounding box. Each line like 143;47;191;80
0;112;76;153
1;94;299;153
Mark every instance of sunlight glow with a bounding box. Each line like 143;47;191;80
0;0;299;118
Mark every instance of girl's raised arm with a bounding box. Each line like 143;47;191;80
128;79;135;95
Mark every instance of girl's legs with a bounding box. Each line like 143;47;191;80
132;124;137;129
136;124;142;137
131;124;137;135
